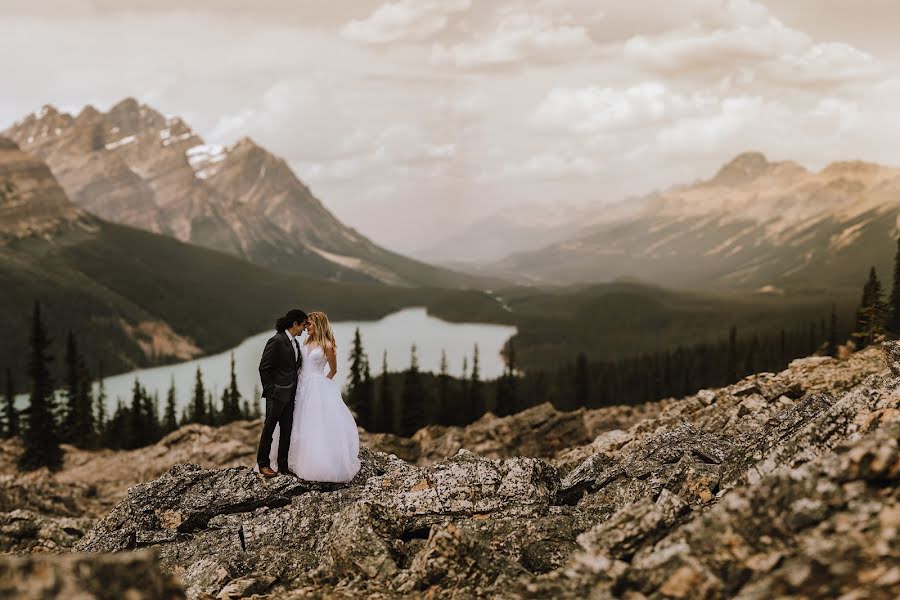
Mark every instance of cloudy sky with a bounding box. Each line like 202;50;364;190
2;0;899;253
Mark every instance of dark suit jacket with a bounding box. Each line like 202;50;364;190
259;331;301;403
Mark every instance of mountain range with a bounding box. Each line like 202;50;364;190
0;137;508;383
2;99;490;288
486;152;900;294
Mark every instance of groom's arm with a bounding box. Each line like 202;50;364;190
259;337;278;400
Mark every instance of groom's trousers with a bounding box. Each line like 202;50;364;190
256;392;295;470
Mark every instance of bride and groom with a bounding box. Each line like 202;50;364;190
255;309;361;482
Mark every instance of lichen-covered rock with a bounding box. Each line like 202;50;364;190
0;509;93;553
622;423;900;599
11;338;897;599
885;340;900;376
0;549;185;599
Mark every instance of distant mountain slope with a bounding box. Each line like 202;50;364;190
2;99;493;289
489;152;900;294
0;139;506;383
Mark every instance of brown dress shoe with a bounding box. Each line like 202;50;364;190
259;466;278;478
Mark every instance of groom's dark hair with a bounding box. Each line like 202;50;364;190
275;309;307;331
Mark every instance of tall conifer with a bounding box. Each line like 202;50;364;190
18;303;63;471
3;368;18;438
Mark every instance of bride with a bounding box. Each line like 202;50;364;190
285;311;361;482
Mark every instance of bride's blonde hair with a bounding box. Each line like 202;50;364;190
306;311;336;350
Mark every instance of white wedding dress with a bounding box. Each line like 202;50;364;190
280;344;360;482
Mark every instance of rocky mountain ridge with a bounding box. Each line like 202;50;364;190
490;151;900;293
0;137;92;241
1;341;897;598
3;99;488;288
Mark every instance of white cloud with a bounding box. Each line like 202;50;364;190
341;0;470;45
624;19;809;73
532;82;717;134
431;12;592;68
763;42;881;85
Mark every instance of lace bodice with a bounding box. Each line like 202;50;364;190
300;344;328;378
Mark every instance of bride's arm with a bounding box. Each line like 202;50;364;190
325;344;337;380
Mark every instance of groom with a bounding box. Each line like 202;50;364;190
256;308;307;478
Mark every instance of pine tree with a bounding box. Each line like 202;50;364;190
127;379;145;449
826;303;840;358
95;363;107;436
251;385;262;419
346;329;369;428
400;345;426;437
61;331;80;443
207;392;217;427
437;350;450;424
469;345;482;419
222;353;242;424
890;238;900;335
3;368;18;438
73;357;96;448
104;400;127;450
163;378;178;434
852;267;888;349
459;356;469;427
191;367;207;425
574;352;589;407
495;343;518;416
361;354;374;430
18;302;63;471
147;391;162;443
379;351;394;433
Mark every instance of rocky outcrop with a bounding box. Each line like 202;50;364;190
69;342;898;598
0;549;184;599
3;342;894;598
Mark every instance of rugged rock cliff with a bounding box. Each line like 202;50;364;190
41;341;896;599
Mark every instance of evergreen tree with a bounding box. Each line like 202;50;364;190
826;304;840;358
495;343;518;416
102;400;127;450
207;392;217;427
163;378;178;434
251;385;262;419
890;238;900;334
191;367;207;425
95;364;107;436
361;354;374;430
574;352;589;407
3;368;18;438
73;357;96;448
127;379;145;449
400;345;426;437
437;350;450;424
459;356;469;426
57;332;95;448
222;353;242;424
18;302;63;471
61;331;80;443
379;351;394;433
145;391;161;443
852;267;889;349
469;345;482;418
346;329;369;428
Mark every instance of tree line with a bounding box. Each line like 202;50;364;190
7;239;900;468
3;306;259;471
345;239;900;436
